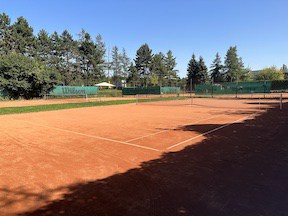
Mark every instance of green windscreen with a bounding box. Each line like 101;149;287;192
195;81;272;95
160;87;180;94
49;86;98;96
122;87;161;95
122;86;181;95
271;80;288;91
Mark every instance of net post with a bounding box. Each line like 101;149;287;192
190;78;192;98
136;94;139;105
85;94;88;102
280;93;283;110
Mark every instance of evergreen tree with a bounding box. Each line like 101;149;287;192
134;43;153;87
111;46;121;86
11;16;36;56
49;31;64;82
94;34;106;79
120;48;130;80
198;56;208;83
186;54;198;88
60;30;78;85
151;52;166;86
78;30;97;85
127;62;139;87
210;53;224;82
165;50;178;86
36;29;52;63
0;13;14;55
224;46;245;82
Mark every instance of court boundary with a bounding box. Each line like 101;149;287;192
11;118;160;152
10;112;258;154
125;114;224;142
166;113;256;150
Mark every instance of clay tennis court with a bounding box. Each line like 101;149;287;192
0;97;286;215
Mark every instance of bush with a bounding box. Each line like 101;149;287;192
0;53;60;99
256;67;284;81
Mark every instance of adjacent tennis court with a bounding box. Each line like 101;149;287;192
0;96;285;215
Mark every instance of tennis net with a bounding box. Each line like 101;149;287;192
136;93;286;110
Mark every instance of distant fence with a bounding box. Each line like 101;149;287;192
195;81;272;96
49;86;98;96
0;88;7;97
122;86;180;96
271;80;288;91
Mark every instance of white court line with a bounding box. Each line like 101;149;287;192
125;115;223;142
11;119;160;152
167;113;256;150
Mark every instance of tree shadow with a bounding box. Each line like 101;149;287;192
12;103;288;216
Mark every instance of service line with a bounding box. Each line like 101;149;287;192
125;114;224;142
11;118;160;152
167;113;256;150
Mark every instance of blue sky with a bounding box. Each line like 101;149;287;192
1;0;288;77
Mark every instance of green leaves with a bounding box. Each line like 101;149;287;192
210;53;224;82
0;53;60;99
256;67;285;81
224;46;246;82
187;54;208;87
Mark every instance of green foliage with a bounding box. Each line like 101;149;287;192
256;66;284;81
127;63;139;86
120;48;130;79
134;43;153;86
224;46;248;82
0;13;14;55
59;30;79;85
0;53;60;99
78;30;104;85
11;16;36;56
210;53;224;82
165;50;178;86
187;54;208;88
198;56;209;83
111;46;121;86
151;52;166;86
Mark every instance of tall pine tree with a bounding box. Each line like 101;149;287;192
198;56;208;83
60;30;78;85
187;54;198;89
134;43;153;87
11;16;36;56
36;29;52;64
210;53;224;82
165;50;178;86
0;13;14;55
120;48;130;80
151;52;166;86
78;30;97;85
224;46;244;82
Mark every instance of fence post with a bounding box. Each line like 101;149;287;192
280;93;283;110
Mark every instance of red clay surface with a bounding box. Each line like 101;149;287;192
0;97;287;215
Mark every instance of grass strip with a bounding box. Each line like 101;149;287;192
0;96;191;115
0;99;135;115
